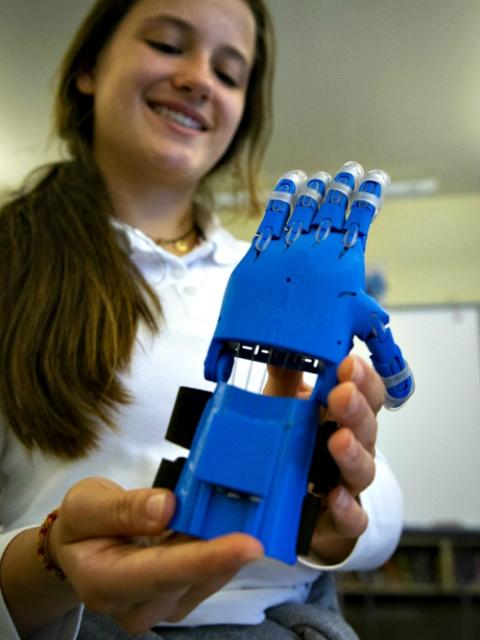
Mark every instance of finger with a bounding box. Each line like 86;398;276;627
81;532;263;605
314;162;364;236
337;355;385;414
263;365;304;397
327;427;375;495
284;171;330;241
254;170;306;251
147;533;263;586
69;533;262;612
326;381;377;455
114;569;238;633
59;477;176;541
165;569;238;623
320;486;369;539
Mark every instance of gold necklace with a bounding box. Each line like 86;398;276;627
154;225;199;255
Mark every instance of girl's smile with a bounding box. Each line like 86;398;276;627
146;100;210;134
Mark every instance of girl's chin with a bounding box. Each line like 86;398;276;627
149;152;218;185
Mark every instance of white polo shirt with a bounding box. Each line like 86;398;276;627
0;215;403;639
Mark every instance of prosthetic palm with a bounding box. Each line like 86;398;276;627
155;162;414;564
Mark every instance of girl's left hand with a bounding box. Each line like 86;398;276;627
264;354;385;564
308;354;385;563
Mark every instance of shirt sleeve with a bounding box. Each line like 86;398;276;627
298;449;404;572
0;527;83;640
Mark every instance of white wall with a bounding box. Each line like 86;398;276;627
354;305;480;528
0;0;93;187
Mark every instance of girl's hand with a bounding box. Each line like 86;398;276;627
264;354;384;565
309;354;384;564
48;478;263;634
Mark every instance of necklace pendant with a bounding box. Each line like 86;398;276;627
153;224;199;255
175;239;190;254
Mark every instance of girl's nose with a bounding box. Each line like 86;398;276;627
173;54;213;102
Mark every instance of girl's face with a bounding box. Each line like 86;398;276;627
77;0;256;190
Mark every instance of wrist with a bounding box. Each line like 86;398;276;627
1;528;78;636
37;510;67;581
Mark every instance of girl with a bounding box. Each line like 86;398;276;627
0;1;402;638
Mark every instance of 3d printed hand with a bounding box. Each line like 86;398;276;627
155;162;414;564
205;161;413;408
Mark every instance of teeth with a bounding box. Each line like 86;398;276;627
153;105;203;131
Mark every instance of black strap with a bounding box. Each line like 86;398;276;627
152;458;186;490
296;421;341;555
164;386;212;449
308;421;341;494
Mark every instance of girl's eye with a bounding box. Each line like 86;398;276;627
147;40;182;55
216;69;239;88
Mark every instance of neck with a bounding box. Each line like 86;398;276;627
97;159;199;241
114;188;196;240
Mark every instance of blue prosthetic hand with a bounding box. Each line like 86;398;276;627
155;162;414;565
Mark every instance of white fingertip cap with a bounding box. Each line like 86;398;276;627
307;171;332;185
339;161;365;187
365;169;391;189
283;169;308;189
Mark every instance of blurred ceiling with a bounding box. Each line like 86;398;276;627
1;0;479;194
265;0;480;193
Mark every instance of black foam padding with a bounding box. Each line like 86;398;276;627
296;493;323;555
296;421;341;555
164;386;212;449
152;457;186;490
308;421;341;494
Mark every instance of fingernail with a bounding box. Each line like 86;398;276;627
345;435;358;463
350;357;364;384
346;386;361;416
246;547;265;562
146;493;167;521
245;543;265;563
335;487;349;510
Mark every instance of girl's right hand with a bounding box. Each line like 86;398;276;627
48;477;264;634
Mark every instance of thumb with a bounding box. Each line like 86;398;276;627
59;477;176;541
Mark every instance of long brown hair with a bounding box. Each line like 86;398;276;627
0;0;275;459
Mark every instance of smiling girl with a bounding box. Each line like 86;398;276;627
0;1;402;639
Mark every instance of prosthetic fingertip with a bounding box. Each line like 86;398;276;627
307;171;332;187
384;376;415;410
339;161;365;185
282;169;308;192
365;169;391;189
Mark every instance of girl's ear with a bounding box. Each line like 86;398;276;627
76;71;95;95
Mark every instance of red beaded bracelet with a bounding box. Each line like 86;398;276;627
37;509;67;581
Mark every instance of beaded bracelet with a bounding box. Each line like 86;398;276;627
37;509;67;581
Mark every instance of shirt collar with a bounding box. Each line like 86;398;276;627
110;210;247;268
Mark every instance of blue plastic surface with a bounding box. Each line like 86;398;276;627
171;383;318;564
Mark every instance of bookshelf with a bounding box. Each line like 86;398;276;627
336;528;480;640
